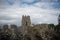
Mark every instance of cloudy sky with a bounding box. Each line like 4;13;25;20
0;0;60;26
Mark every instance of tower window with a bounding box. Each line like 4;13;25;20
26;22;27;26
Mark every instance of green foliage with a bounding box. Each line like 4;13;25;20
55;24;60;31
48;24;55;29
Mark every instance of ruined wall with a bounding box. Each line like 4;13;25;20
20;15;57;40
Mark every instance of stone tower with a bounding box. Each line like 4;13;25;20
22;15;31;26
58;14;60;25
21;15;31;35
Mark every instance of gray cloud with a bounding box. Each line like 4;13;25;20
0;0;60;26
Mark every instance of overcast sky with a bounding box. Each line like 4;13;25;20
0;0;60;26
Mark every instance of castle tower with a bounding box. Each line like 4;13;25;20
22;15;31;26
21;15;31;35
58;14;60;25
